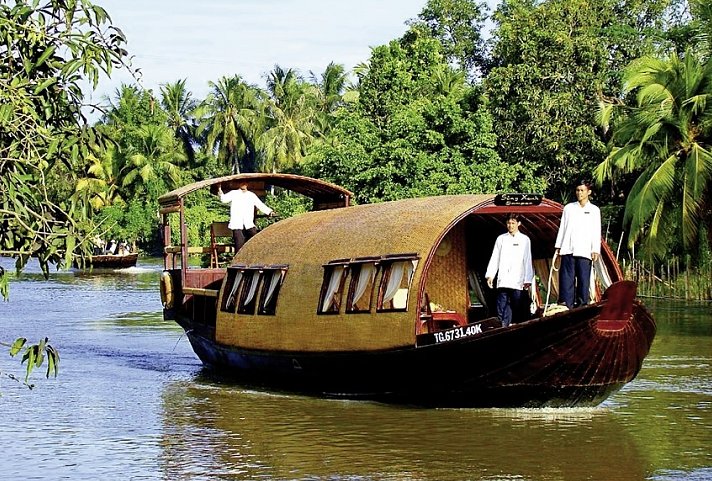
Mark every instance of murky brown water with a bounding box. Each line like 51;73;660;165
1;257;710;480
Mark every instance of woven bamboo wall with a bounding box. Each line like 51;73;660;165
423;224;468;315
215;195;492;352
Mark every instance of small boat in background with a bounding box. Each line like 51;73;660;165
75;240;138;269
157;173;656;408
86;252;138;269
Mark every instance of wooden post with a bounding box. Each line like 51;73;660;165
666;260;670;298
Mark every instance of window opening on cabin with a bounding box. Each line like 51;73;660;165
378;259;417;312
318;264;347;314
346;262;378;313
258;268;287;315
238;270;262;314
221;268;244;312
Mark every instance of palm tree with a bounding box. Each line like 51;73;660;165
75;143;125;211
196;75;262;174
595;49;712;257
690;0;712;59
261;94;316;173
261;65;317;172
309;62;348;113
265;65;301;110
431;68;466;97
160;79;198;165
121;124;185;194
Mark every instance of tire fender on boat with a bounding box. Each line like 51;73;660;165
160;270;174;308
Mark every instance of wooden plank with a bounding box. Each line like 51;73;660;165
182;287;219;298
164;246;211;254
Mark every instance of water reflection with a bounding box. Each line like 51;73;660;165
1;257;709;481
159;376;647;481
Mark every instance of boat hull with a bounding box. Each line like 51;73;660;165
87;253;138;268
173;300;656;408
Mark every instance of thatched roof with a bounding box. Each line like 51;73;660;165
235;195;494;266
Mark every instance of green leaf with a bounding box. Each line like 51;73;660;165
35;46;56;67
33;77;57;95
46;345;60;378
22;346;37;382
10;338;27;356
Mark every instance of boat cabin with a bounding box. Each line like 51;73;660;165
159;175;621;353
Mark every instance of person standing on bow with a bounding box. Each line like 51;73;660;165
218;182;276;252
554;179;601;309
485;213;534;327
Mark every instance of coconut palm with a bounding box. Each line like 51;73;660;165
196;75;262;174
265;65;303;109
309;62;348;113
261;95;316;173
75;143;125;211
596;49;712;257
121;124;185;194
690;0;712;59
261;65;317;172
160;79;198;165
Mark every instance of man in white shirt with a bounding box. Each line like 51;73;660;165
485;213;534;327
218;182;275;252
554;180;601;308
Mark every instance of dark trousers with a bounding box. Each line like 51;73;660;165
559;254;592;308
232;227;258;252
496;288;524;327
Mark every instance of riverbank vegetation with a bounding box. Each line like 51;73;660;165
2;0;711;296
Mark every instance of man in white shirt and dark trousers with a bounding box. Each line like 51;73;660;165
218;182;276;253
554;179;601;309
485;213;534;327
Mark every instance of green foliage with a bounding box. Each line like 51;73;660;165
262;190;313;225
196;75;264;174
96;200;158;251
485;0;675;199
305;29;539;203
0;266;7;301
2;337;59;389
0;0;132;271
260;65;318;173
408;0;490;77
595;49;712;260
160;79;199;165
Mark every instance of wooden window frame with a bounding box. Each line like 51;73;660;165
221;267;245;313
257;268;287;316
317;262;349;315
345;261;380;313
237;269;263;315
376;258;418;313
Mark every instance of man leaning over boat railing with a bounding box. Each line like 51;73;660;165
217;182;277;253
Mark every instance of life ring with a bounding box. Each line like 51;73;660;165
160;270;174;308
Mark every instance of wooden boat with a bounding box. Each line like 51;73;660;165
158;173;656;408
86;252;138;269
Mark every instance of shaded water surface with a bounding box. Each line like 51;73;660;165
0;257;710;480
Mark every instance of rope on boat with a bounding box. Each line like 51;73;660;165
543;251;559;316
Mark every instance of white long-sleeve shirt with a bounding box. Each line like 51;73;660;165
220;189;272;230
485;231;534;290
555;200;601;259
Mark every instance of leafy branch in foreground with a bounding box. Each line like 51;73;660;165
1;337;59;390
1;0;134;272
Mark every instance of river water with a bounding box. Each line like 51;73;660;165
0;256;710;481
